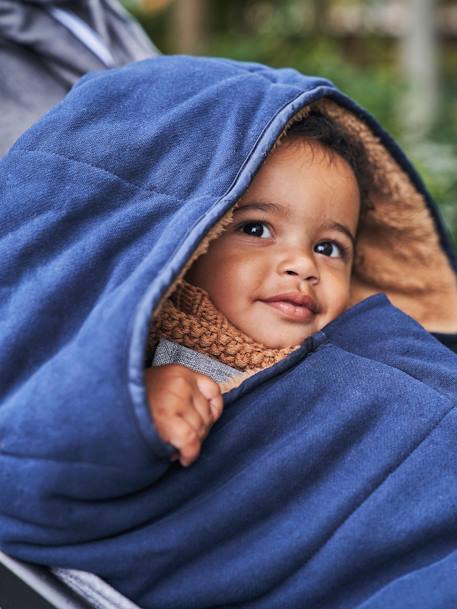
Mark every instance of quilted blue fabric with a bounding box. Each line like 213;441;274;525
1;56;457;609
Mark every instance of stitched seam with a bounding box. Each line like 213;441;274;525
0;450;154;472
14;148;214;203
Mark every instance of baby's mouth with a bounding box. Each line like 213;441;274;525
260;292;319;322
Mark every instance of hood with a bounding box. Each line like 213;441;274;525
1;55;456;398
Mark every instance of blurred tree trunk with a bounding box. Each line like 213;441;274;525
310;0;329;34
401;0;439;136
170;0;207;54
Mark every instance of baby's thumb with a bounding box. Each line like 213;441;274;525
196;376;224;421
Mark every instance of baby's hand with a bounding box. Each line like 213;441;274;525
145;365;223;467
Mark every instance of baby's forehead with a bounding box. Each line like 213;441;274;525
231;145;360;240
234;201;285;216
272;137;351;165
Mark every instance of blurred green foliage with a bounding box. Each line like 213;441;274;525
131;0;457;244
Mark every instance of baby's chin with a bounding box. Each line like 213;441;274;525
240;324;316;350
256;333;312;349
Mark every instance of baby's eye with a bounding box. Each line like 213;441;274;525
314;241;344;258
240;222;272;239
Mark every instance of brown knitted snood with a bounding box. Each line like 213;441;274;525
150;281;297;372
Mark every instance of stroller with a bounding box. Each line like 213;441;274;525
0;550;141;609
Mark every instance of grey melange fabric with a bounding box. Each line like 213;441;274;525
0;0;158;156
153;337;240;382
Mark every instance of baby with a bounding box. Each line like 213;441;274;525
146;112;368;467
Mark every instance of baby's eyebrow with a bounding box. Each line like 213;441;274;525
233;201;284;215
322;222;356;248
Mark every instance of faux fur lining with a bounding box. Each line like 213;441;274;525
148;210;234;354
152;96;457;360
219;369;257;394
310;99;457;332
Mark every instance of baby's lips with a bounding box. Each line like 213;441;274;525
262;291;319;313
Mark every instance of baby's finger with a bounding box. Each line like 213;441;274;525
196;375;221;401
197;376;224;423
196;376;223;421
178;404;207;439
153;391;206;439
192;392;214;428
208;392;224;422
164;417;202;466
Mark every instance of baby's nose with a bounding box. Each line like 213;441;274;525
277;250;319;283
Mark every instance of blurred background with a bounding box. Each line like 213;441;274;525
124;0;456;242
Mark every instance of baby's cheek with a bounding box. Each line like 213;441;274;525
324;292;350;325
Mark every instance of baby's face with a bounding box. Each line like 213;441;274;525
187;140;360;348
